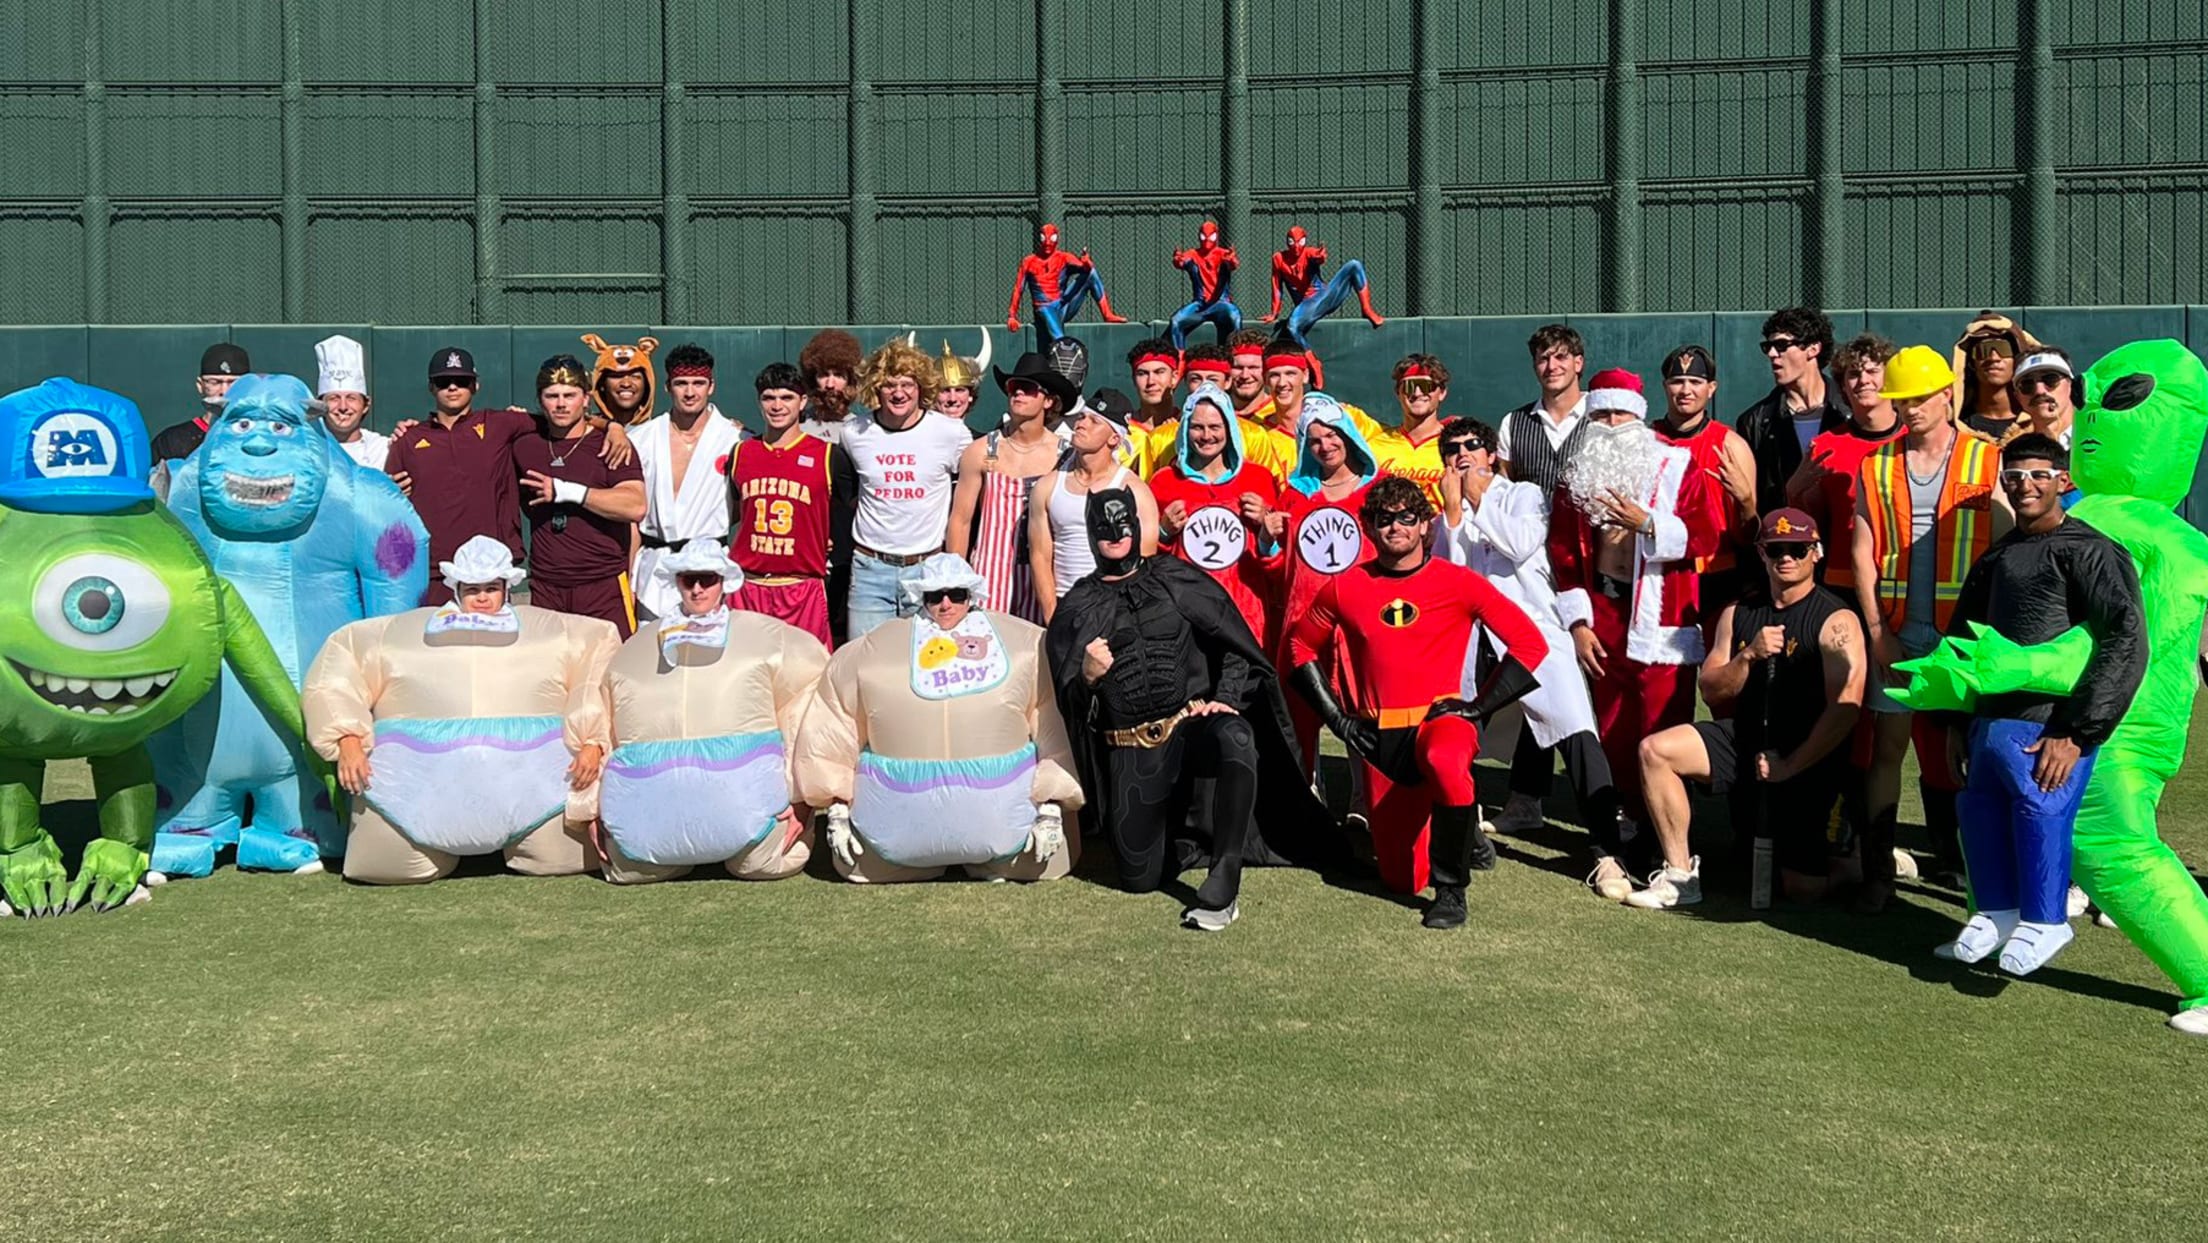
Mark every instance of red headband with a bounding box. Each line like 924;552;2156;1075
1132;350;1179;372
1230;343;1266;361
1265;350;1311;373
667;362;713;379
1186;359;1231;376
1399;363;1431;380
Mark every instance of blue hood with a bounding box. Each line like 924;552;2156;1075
1170;384;1247;482
1287;394;1380;495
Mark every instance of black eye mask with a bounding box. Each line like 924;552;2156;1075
1087;487;1141;576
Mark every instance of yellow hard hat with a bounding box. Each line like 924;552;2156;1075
1878;344;1957;402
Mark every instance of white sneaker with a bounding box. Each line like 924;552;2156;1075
1624;857;1701;909
1491;795;1545;833
1586;856;1633;903
1998;920;2076;976
2169;1008;2208;1037
1891;849;1920;881
1181;901;1239;932
144;870;169;887
2065;884;2089;919
1934;910;2018;963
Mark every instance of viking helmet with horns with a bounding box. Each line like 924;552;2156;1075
936;329;994;391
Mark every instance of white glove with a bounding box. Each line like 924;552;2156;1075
1028;803;1065;864
826;804;862;872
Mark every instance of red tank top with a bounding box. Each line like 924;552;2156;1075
728;433;832;576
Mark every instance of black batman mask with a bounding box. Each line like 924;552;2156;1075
1086;486;1142;577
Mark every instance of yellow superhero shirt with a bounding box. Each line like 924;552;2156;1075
1370;421;1448;507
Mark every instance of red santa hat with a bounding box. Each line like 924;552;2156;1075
1584;368;1647;418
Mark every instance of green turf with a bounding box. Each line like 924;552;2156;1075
5;715;2207;1241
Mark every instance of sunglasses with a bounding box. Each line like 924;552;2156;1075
1441;439;1483;457
676;573;722;588
2018;373;2066;392
1004;379;1043;397
1372;509;1426;530
1999;467;2062;485
434;377;475;389
1761;542;1813;561
922;588;971;605
1398;378;1440;397
1971;339;2018;361
1759;337;1799;355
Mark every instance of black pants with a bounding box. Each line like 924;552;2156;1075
1508;728;1619;844
1100;713;1257;910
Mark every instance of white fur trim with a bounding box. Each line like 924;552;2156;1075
1556;587;1594;632
1585;388;1647;418
1628;623;1706;667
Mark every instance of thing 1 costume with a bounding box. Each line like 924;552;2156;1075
598;540;830;883
150;374;428;877
302;537;622;884
0;379;322;915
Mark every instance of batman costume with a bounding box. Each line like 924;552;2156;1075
1046;487;1339;930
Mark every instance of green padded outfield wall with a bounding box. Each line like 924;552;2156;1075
0;0;2202;325
5;308;2207;529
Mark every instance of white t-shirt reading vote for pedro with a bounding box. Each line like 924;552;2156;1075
842;411;973;556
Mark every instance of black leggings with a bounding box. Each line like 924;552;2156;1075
1101;713;1258;909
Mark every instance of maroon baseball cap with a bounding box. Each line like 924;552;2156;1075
1757;507;1820;544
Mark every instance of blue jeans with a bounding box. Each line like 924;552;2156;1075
1957;717;2097;924
847;550;927;640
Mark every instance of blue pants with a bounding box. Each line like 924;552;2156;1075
1283;259;1370;350
1169;296;1241;351
846;550;928;640
1957;717;2097;924
1036;268;1108;341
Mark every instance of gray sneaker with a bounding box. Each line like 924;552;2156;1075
1181;901;1240;932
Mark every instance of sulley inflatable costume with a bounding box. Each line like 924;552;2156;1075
598;540;830;884
303;537;621;885
0;379;320;915
150;373;428;877
793;554;1084;882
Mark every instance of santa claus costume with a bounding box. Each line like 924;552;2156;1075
1546;370;1717;824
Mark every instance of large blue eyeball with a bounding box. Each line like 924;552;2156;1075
61;576;123;634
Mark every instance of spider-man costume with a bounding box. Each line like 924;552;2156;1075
1168;220;1242;350
1007;223;1127;342
1266;226;1385;351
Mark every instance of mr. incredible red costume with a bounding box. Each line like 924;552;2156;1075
1289;478;1546;928
1006;223;1128;341
1168;220;1243;351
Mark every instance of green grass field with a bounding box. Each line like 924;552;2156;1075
5;715;2206;1241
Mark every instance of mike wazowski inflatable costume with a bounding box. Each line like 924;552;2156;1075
149;374;427;877
0;379;324;916
1892;340;2208;1033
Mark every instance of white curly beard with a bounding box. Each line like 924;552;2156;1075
1563;419;1662;511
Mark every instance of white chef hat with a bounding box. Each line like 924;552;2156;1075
899;552;989;609
438;535;527;592
652;537;745;593
315;334;368;398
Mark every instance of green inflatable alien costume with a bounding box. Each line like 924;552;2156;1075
0;378;315;916
2068;341;2208;1024
1896;340;2208;1026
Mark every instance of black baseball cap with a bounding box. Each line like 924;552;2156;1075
428;346;478;381
199;343;250;378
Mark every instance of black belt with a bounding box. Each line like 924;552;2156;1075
854;542;940;567
1596;574;1632;600
639;532;676;550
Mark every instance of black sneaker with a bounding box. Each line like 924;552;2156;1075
1468;825;1498;872
1422;884;1468;929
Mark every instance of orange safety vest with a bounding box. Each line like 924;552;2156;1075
1857;433;1996;631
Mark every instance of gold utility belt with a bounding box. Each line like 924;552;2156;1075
1102;701;1197;749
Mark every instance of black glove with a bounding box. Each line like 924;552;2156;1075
1289;661;1378;758
1424;656;1540;728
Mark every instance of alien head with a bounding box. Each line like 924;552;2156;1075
2075;339;2208;509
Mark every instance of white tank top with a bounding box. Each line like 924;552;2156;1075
1047;465;1132;596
